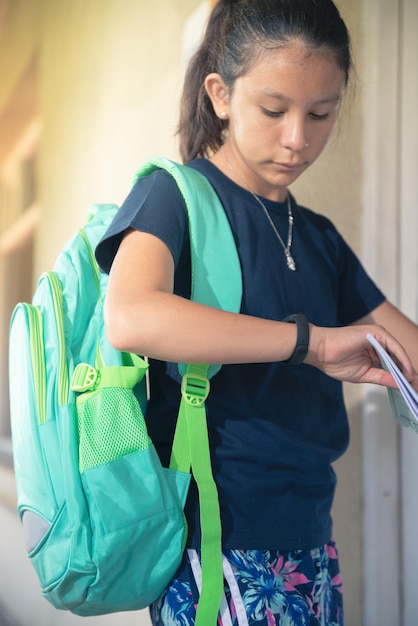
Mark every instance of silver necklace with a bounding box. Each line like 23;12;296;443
221;146;296;271
249;189;296;271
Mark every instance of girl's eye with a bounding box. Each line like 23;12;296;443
261;107;331;121
309;112;330;121
261;107;284;118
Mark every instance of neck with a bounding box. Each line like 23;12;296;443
217;145;288;203
217;145;297;271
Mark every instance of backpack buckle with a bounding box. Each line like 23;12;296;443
181;373;210;407
71;363;99;392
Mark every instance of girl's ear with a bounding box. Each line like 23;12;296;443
205;73;230;120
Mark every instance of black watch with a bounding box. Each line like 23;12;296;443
282;313;310;365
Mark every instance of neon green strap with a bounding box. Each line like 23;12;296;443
170;364;223;626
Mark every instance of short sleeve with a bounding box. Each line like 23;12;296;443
335;228;385;324
95;169;188;274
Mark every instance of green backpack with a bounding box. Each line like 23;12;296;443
9;157;242;623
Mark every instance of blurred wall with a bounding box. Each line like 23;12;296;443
37;0;199;276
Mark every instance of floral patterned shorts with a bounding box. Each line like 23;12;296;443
150;541;344;626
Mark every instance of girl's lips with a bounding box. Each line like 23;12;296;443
275;161;305;172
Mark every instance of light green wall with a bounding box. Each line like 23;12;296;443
37;0;199;276
0;0;40;112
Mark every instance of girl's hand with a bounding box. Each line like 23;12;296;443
305;324;418;389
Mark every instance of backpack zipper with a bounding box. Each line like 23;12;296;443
22;303;47;425
78;228;102;302
78;227;106;368
44;271;69;406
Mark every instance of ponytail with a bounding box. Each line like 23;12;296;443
178;1;233;162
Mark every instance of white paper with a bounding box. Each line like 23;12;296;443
367;333;418;434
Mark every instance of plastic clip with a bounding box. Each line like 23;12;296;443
181;373;210;407
71;363;99;392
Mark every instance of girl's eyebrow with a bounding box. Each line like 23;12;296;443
261;90;343;106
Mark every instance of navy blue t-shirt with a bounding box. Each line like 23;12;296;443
96;158;385;551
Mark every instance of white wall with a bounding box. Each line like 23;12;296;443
361;0;418;624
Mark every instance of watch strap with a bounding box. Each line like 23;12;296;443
282;313;310;365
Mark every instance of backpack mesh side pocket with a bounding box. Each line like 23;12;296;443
77;387;151;472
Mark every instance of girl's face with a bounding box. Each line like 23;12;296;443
208;41;346;202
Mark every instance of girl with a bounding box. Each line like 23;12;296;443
96;1;418;624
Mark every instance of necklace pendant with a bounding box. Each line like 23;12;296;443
286;253;296;271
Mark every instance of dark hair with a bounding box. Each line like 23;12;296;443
178;0;352;162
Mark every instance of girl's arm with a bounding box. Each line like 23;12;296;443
104;229;298;364
104;229;417;389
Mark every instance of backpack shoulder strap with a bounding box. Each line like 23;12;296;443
133;156;242;379
133;157;241;625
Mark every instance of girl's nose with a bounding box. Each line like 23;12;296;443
281;115;308;152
